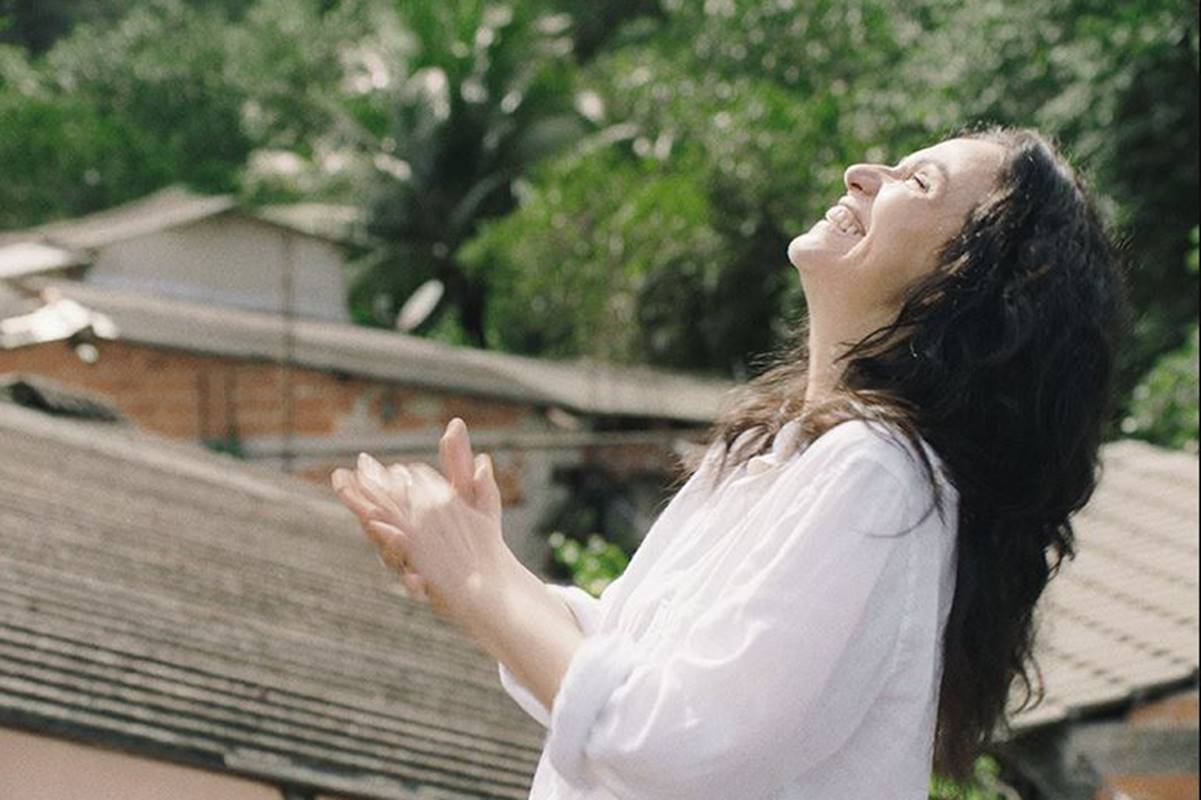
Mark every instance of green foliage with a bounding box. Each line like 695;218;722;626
349;0;591;341
203;430;246;459
457;0;1198;423
459;0;931;374
0;0;375;227
887;0;1200;437
0;84;154;228
1121;226;1200;453
929;754;1018;800
228;0;374;156
0;0;1195;451
231;0;395;205
0;1;251;227
460;142;734;364
0;0;140;54
1122;324;1200;453
547;530;629;598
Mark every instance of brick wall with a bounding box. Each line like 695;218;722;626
1094;689;1200;800
0;339;532;441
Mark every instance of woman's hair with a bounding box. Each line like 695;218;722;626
669;124;1133;784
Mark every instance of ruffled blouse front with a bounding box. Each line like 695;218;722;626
498;418;960;800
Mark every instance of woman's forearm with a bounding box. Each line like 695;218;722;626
461;548;586;711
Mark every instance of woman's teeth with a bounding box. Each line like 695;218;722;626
825;205;864;237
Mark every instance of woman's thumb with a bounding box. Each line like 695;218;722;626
473;452;503;520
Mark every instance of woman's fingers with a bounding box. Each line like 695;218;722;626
402;572;429;603
340;470;429;606
472;452;503;522
376;546;428;603
331;468;382;522
354;454;409;524
368;519;410;566
406;460;454;502
439;418;477;504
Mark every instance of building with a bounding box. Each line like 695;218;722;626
0;186;359;322
996;437;1199;799
0;277;738;570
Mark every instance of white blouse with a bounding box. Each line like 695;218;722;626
498;418;960;800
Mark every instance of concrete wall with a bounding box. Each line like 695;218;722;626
0;727;281;800
84;214;350;323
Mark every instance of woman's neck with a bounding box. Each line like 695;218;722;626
804;331;848;412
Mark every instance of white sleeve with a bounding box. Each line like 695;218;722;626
497;581;611;727
542;449;925;800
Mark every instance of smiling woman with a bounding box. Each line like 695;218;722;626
788;137;1008;409
691;123;1132;790
332;124;1132;800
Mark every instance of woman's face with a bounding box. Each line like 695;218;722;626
788;137;1006;329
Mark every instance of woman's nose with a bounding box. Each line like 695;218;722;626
844;163;885;196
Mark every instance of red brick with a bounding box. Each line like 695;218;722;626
1098;774;1199;800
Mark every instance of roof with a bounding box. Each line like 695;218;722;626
32;186;239;251
256;202;368;246
0;292;119;350
0;241;86;281
0;397;1196;794
13;277;736;423
0;186;359;267
0;280;34;318
0;400;545;799
1009;437;1199;732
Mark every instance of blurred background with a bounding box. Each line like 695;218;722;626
0;2;1196;799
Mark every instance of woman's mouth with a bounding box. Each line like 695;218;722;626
824;204;865;238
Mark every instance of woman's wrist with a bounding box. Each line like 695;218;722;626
460;546;586;709
454;543;538;649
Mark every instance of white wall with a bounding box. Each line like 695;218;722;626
84;213;351;322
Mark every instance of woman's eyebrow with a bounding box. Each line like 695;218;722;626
897;156;950;182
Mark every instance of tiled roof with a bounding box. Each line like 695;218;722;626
1010;438;1200;732
4;356;1190;772
16;277;737;423
0;401;545;798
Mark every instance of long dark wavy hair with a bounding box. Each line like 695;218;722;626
670;124;1133;783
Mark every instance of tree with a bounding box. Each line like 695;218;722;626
881;0;1200;436
456;0;932;376
1121;226;1200;452
456;0;1199;421
350;0;592;345
0;0;251;227
0;0;139;54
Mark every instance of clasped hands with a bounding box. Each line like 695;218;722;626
330;417;512;632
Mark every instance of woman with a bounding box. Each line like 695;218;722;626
332;124;1130;799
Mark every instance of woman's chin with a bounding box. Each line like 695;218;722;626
788;223;860;270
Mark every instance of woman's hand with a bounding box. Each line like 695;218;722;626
330;418;510;631
330;457;426;601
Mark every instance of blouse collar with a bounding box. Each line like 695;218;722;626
744;418;804;476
